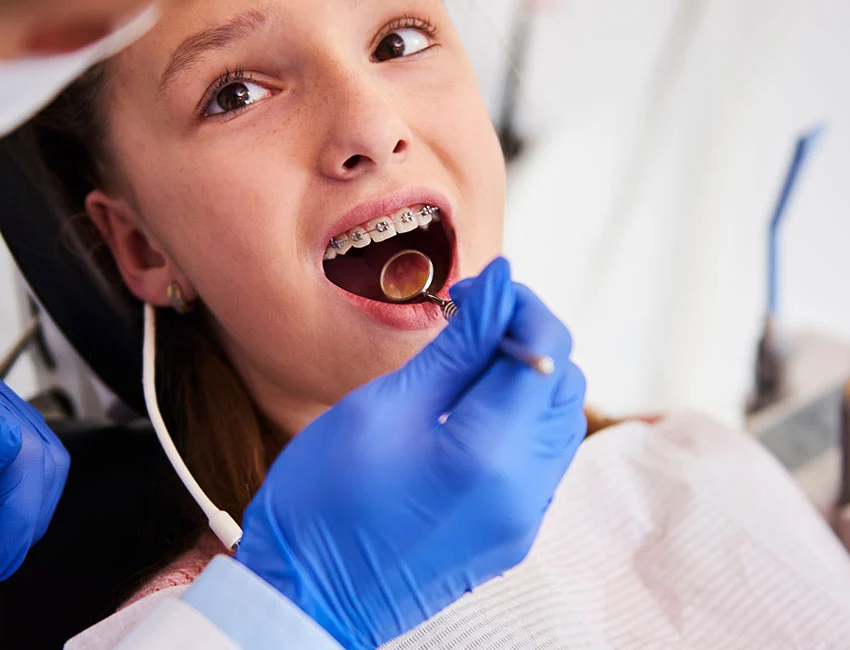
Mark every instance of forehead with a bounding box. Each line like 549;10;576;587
114;0;440;88
138;0;433;49
122;0;357;65
144;0;385;37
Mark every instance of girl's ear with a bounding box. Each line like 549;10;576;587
85;189;198;307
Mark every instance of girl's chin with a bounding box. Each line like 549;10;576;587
327;256;460;332
338;292;449;331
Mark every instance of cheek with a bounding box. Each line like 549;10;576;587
431;82;506;271
129;134;296;265
122;130;316;329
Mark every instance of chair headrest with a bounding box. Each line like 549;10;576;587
0;134;145;414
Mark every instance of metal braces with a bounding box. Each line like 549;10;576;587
329;205;440;249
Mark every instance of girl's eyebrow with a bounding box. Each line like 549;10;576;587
158;8;271;93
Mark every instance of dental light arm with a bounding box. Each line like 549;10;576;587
142;303;242;550
748;125;825;416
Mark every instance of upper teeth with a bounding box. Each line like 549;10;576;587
324;205;440;261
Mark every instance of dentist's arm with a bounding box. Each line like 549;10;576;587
0;0;155;60
70;258;587;650
0;1;160;136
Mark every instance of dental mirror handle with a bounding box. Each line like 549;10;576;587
423;294;555;376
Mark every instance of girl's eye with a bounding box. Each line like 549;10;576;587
374;28;432;62
206;80;273;116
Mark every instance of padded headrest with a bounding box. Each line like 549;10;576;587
0;133;145;414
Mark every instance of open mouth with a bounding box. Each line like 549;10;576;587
322;205;454;303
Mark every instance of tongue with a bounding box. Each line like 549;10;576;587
323;223;452;303
324;236;416;301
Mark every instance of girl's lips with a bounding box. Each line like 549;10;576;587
320;188;460;331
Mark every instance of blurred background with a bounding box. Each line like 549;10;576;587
2;0;850;470
451;0;850;427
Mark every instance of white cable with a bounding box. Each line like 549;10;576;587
142;302;243;551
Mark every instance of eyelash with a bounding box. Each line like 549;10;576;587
198;15;439;119
377;15;439;49
198;68;257;117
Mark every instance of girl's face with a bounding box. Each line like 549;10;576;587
89;0;505;433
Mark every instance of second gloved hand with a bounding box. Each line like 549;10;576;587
0;381;70;581
236;258;587;650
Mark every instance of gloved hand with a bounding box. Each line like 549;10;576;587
236;257;587;650
0;381;70;581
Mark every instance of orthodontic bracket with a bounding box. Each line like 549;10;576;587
329;205;440;249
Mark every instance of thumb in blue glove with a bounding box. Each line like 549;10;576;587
236;257;587;650
0;381;70;581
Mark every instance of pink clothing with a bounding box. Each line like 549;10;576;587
120;532;223;609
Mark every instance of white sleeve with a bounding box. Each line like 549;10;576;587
65;586;191;650
65;592;239;649
65;558;345;650
114;598;240;650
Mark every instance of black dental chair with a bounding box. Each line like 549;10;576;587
0;132;199;649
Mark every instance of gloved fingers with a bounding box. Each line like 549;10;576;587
551;359;588;414
0;429;43;580
0;419;23;473
546;406;588;485
530;364;588;456
0;420;67;546
0;381;42;430
441;288;583;456
35;428;68;541
476;283;578;411
446;277;475;303
515;408;587;526
0;384;70;538
453;281;579;409
508;284;573;366
442;356;559;458
371;257;516;422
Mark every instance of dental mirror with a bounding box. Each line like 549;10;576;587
379;249;555;376
380;249;457;316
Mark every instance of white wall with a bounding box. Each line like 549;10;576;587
491;0;850;425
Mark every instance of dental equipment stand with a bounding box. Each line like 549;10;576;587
747;126;824;417
743;126;850;549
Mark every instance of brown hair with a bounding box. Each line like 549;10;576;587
11;61;285;523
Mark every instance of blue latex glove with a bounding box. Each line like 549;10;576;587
0;381;70;581
236;257;587;650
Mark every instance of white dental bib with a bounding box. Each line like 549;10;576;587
66;413;850;649
382;412;850;649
